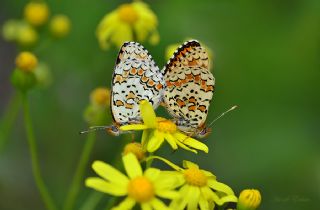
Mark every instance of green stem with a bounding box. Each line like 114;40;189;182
22;93;57;210
104;197;118;210
145;152;154;169
0;92;21;152
63;132;96;210
79;192;103;210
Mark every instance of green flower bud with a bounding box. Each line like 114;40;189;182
34;62;52;88
11;68;37;92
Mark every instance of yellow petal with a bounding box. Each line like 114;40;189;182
120;124;148;131
182;160;199;169
169;185;188;209
85;177;127;196
173;132;208;153
187;186;200;210
140;100;157;128
111;197;136;210
154;171;183;191
92;161;129;186
175;140;197;153
150;198;171;210
144;168;160;182
198;195;209;210
123;153;143;179
147;130;164;152
141;129;150;149
207;179;235;195
163;133;178;150
156;190;180;200
141;203;152;210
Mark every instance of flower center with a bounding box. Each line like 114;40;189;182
184;167;208;187
127;176;154;203
156;117;177;133
118;4;139;24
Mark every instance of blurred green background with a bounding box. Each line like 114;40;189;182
0;0;319;209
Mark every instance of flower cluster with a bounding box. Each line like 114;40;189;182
96;0;159;50
85;101;262;210
2;1;71;92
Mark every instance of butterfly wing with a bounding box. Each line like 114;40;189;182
163;40;215;132
111;42;164;125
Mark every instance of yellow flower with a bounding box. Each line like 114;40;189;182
96;1;159;49
85;153;180;210
237;189;261;210
120;100;208;153
15;51;38;72
49;14;71;38
24;2;50;26
90;87;110;107
123;142;145;161
149;156;238;210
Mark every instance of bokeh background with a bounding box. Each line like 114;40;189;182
1;0;319;209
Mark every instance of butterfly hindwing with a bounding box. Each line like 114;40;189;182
163;40;215;132
111;42;165;125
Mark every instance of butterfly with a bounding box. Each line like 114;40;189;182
162;40;215;138
81;41;165;135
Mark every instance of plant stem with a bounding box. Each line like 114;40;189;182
79;192;103;210
22;93;57;210
145;152;154;169
63;132;96;210
0;92;21;152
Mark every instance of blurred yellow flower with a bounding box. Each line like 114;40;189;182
123;142;145;161
16;23;38;46
49;14;71;38
24;2;50;26
2;19;20;41
237;189;261;210
120;100;208;153
15;51;38;72
85;153;180;210
96;1;159;49
34;62;52;88
2;20;38;46
150;156;238;210
90;87;110;107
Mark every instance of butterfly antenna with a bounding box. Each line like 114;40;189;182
207;105;238;128
79;126;111;134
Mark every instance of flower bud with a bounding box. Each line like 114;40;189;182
90;87;110;107
11;68;37;92
49;14;71;38
123;142;145;161
34;62;52;88
24;2;50;26
2;19;20;42
16;23;38;47
237;189;261;210
15;51;38;72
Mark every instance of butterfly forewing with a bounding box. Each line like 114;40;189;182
163;40;215;132
111;42;165;125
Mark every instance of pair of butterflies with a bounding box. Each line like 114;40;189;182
95;40;215;138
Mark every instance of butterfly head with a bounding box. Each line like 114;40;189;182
196;125;212;138
106;124;121;136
